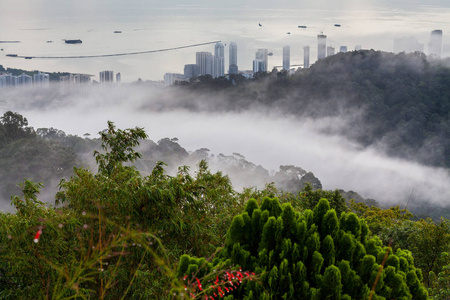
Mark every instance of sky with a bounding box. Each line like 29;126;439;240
1;0;450;81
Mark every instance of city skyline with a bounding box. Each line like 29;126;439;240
1;1;450;81
2;27;448;88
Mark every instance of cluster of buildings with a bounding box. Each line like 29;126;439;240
1;29;446;89
0;71;50;89
164;29;446;86
394;29;447;57
163;38;354;86
0;69;122;89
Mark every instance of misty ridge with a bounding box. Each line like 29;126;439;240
1;50;450;218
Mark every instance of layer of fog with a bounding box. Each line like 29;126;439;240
1;83;449;208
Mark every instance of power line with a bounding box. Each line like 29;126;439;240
6;40;221;59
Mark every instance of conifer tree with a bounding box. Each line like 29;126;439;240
176;197;429;299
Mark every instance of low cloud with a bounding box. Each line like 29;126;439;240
1;83;449;207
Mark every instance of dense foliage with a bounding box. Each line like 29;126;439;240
0;121;248;299
0;111;322;209
176;197;429;299
0;122;449;299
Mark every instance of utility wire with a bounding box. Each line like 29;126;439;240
6;40;221;59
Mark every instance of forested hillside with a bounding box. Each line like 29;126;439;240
178;51;450;169
0;111;322;208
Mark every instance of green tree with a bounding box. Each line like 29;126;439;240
0;111;35;146
176;198;428;299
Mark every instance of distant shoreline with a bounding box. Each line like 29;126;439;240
0;41;21;43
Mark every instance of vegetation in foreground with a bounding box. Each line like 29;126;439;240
0;122;449;299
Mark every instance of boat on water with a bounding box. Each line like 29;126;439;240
114;31;122;33
6;54;17;57
64;39;82;44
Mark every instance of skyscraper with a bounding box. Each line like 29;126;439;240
253;59;265;73
303;46;310;69
318;34;327;60
429;29;443;57
17;73;32;87
99;70;114;83
212;55;223;78
229;42;238;74
196;52;213;76
33;71;50;87
339;46;348;53
214;42;225;77
283;45;290;70
327;46;335;56
255;49;268;72
184;64;199;78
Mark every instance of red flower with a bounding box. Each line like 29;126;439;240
33;229;42;243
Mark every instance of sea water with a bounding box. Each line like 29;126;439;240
1;1;450;82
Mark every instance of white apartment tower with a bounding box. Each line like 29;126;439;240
254;49;268;72
33;71;50;88
429;30;443;58
303;46;310;69
327;46;335;56
18;73;33;87
196;52;213;76
318;34;327;60
253;60;265;73
99;70;114;83
283;45;290;71
229;42;238;74
214;42;225;78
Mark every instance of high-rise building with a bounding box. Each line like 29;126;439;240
429;29;443;57
60;74;91;85
394;37;421;54
116;73;121;83
33;71;49;88
196;52;213;76
339;46;348;53
303;46;310;69
164;73;188;86
253;59;265;73
212;56;224;78
17;73;32;87
184;64;199;78
283;45;290;70
99;70;114;83
327;46;335;56
0;74;17;88
229;42;238;74
215;42;224;58
255;49;268;72
318;34;327;60
214;42;225;77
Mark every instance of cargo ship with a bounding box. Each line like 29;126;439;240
64;39;82;44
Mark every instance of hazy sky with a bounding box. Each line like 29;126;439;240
1;0;450;81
